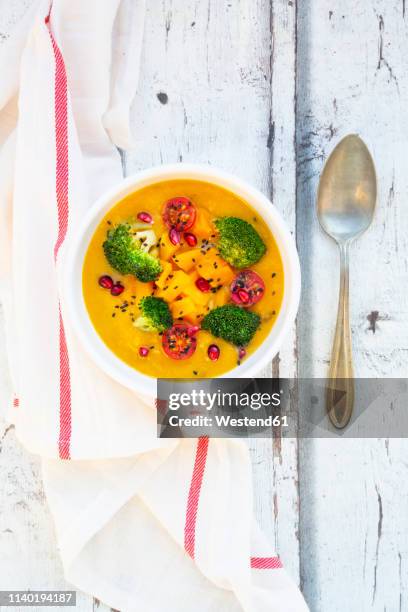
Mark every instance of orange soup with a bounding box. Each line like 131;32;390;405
83;180;284;378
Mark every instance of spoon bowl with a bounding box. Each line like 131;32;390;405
318;134;377;243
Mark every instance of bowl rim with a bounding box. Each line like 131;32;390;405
62;163;301;396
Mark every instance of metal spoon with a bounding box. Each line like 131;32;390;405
317;134;377;428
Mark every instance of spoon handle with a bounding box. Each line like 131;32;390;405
327;242;354;428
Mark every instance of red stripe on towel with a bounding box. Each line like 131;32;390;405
183;439;283;569
13;397;19;408
58;308;71;459
46;17;72;460
184;437;209;558
250;556;283;569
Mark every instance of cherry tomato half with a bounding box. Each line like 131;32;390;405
162;323;197;360
230;270;265;307
163;197;196;232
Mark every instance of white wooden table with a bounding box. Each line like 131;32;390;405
1;1;407;611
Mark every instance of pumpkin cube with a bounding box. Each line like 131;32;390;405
182;282;212;306
172;248;202;272
209;264;235;287
196;247;225;277
188;269;199;283
197;248;234;285
214;287;230;307
159;231;180;261
171;297;196;320
155;261;173;289
184;303;209;325
158;270;191;302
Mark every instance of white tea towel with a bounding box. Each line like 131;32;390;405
0;1;308;610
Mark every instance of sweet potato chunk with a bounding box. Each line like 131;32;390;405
171;297;196;319
157;270;191;302
159;231;180;261
155;261;173;289
172;248;202;272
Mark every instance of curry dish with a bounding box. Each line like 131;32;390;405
82;179;284;378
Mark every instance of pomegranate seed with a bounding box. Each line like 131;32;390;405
98;275;114;289
187;325;200;337
184;232;197;247
169;228;180;245
137;211;153;224
110;282;124;296
195;277;210;292
238;347;246;360
208;344;220;361
139;346;149;357
238;289;250;304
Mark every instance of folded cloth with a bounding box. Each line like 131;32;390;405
0;1;309;610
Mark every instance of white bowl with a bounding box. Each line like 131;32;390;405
63;164;301;396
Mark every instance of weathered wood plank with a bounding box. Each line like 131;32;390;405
265;0;300;582
297;1;408;610
0;0;33;41
125;0;301;582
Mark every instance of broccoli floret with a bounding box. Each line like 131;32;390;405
103;224;162;282
202;304;260;346
215;217;266;268
134;296;173;332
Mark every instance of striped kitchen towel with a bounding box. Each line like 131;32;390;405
0;1;308;610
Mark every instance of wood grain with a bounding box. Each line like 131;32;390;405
297;1;408;610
